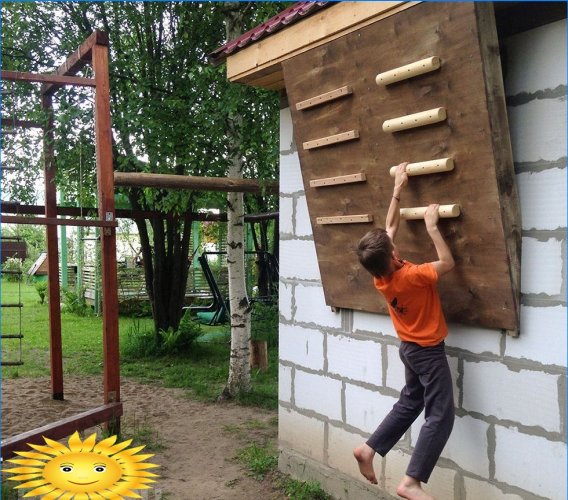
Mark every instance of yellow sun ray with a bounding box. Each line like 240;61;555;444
14;478;49;489
15;450;53;460
42;437;71;454
5;458;46;467
104;439;133;456
92;435;118;455
68;431;84;452
2;466;43;474
4;473;43;481
98;490;122;499
74;493;89;500
37;487;66;499
81;432;98;452
23;483;58;496
89;492;106;500
58;491;74;500
28;442;65;456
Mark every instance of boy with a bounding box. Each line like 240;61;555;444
353;163;455;500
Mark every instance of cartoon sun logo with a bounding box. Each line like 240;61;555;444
2;431;159;499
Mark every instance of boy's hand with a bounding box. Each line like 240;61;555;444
393;162;408;197
424;204;440;231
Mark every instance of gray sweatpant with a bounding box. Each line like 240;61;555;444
366;341;455;483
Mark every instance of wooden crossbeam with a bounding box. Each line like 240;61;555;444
0;215;118;228
316;214;373;224
1;70;95;88
303;130;359;150
296;85;353;110
1;403;123;460
310;172;366;188
1;117;43;129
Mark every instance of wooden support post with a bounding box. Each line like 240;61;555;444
382;107;446;133
42;94;64;401
249;340;268;372
399;204;461;220
92;41;120;426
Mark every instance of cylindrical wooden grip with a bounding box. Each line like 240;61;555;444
382;107;446;133
375;56;441;86
389;158;454;177
400;204;461;220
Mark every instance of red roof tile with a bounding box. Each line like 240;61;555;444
208;2;331;66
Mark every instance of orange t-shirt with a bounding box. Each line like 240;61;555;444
373;261;447;347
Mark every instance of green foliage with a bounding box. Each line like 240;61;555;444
251;301;278;347
61;287;92;317
281;479;333;500
234;442;278;481
118;298;153;318
34;280;48;304
2;257;23;281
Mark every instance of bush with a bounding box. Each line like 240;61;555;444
35;280;48;304
2;257;23;281
61;287;92;317
158;311;203;354
251;301;278;347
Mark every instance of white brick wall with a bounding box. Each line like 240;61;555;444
494;426;567;499
508;101;567;162
521;237;563;294
517;168;567;230
279;281;293;322
279;324;324;371
280;108;294;151
279;364;293;403
295;195;313;237
345;384;398;434
280;152;304;194
327;335;382;385
506;305;567;367
327;424;369;481
280;239;321;281
353;311;398;338
445;324;501;355
279;197;294;235
504;19;566;95
295;283;343;328
279;406;326;462
295;370;343;420
463;361;561;432
439;415;490;479
463;477;523;500
385;344;406;390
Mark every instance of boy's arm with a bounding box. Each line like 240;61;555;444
385;163;408;242
424;204;455;277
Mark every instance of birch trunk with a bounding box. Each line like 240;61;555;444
221;2;251;398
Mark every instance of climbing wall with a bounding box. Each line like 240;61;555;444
282;2;520;332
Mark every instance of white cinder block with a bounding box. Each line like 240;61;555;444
295;370;343;421
279;406;325;462
280;239;321;281
504;19;567;95
295;195;313;238
280;151;305;195
463;477;523;500
295;283;343;329
385;344;406;391
441;415;490;479
279;197;294;235
345;384;398;434
445;323;501;355
279;281;293;322
279;324;324;371
494;426;566;499
463;361;561;432
384;449;456;499
279;364;293;403
517;168;567;230
508;100;567;163
327;424;369;482
521;237;563;295
327;335;382;385
353;311;398;339
507;305;567;367
279;108;295;152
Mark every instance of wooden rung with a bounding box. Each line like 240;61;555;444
389;158;454;177
383;108;446;133
1;303;23;308
316;214;373;225
2;334;24;339
310;172;366;188
303;130;359;150
376;56;441;86
296;85;353;110
400;204;461;220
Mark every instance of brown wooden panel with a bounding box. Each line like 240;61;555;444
282;3;520;332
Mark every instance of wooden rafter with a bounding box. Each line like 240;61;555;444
1;70;95;88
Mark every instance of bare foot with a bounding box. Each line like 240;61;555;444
396;475;434;500
353;444;378;484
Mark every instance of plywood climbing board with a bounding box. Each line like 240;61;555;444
282;3;521;333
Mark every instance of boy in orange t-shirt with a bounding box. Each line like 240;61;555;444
353;163;455;500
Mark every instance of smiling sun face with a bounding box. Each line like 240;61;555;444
2;431;159;499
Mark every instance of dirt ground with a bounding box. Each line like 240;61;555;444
1;376;287;499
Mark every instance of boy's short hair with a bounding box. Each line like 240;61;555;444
357;228;393;278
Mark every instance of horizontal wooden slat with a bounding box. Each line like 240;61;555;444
1;402;123;460
310;172;366;188
316;214;373;224
1;70;96;87
0;215;118;228
303;130;359;150
296;85;353;110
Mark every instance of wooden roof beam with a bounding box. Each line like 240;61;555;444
1;70;95;88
